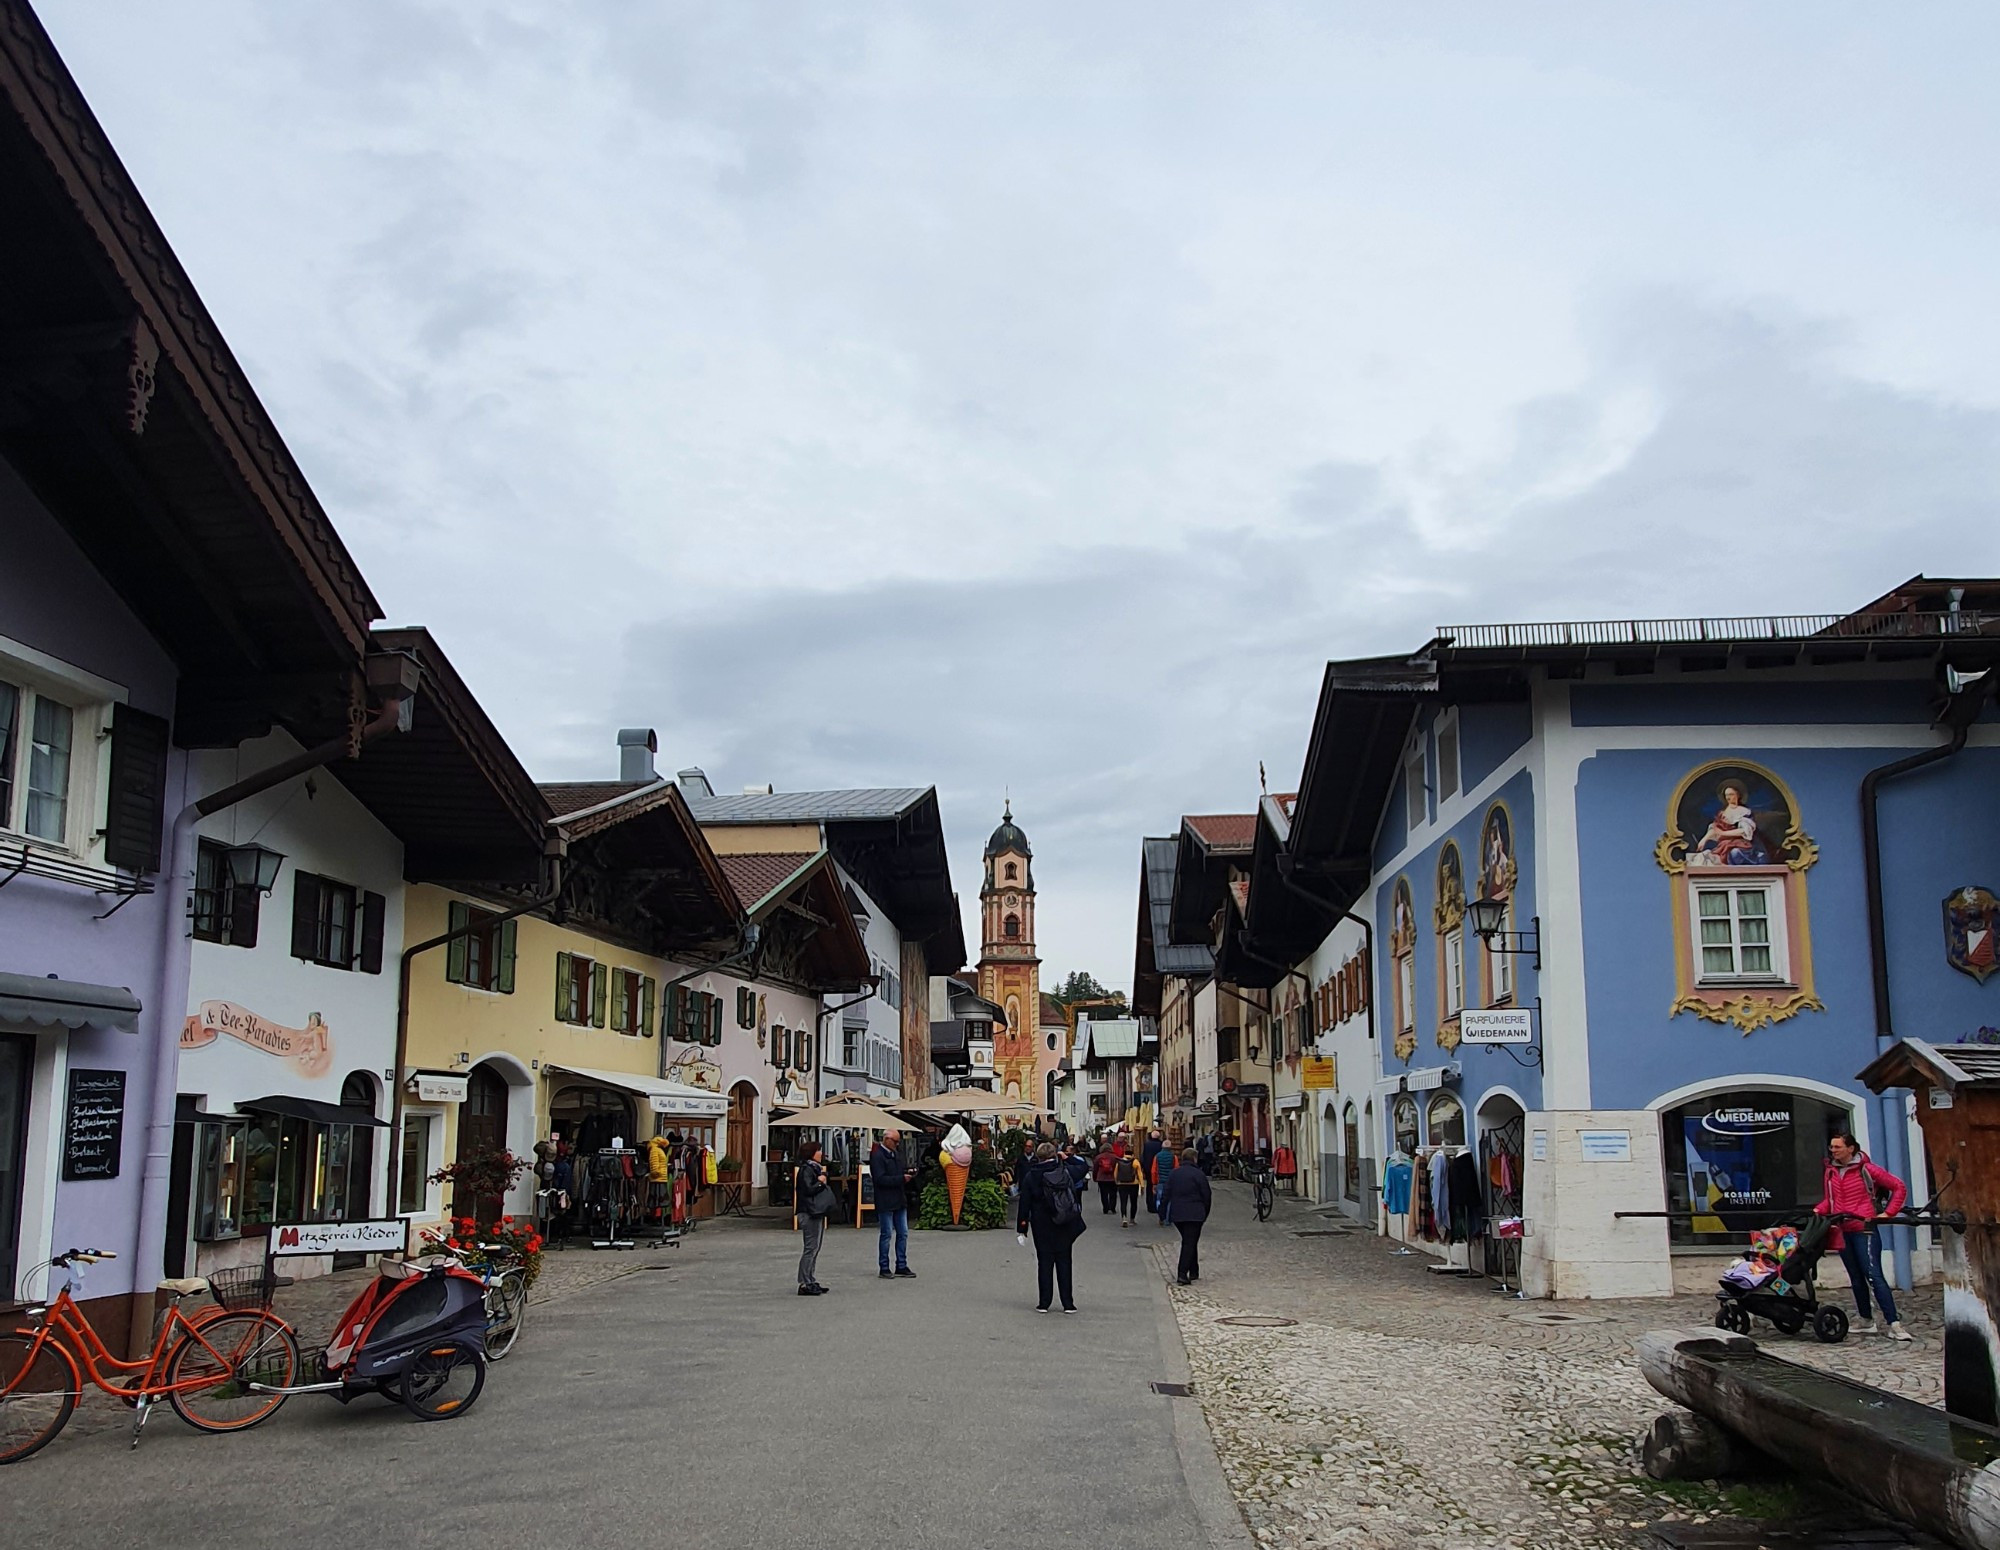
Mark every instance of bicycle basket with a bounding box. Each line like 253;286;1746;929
207;1262;278;1312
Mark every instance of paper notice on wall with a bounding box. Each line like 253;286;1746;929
1530;1130;1548;1162
180;1000;332;1079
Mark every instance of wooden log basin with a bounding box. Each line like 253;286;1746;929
1637;1328;2000;1550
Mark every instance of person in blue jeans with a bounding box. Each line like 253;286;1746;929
870;1128;917;1279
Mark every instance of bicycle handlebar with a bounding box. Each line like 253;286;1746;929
53;1247;117;1265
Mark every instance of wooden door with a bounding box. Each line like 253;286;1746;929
456;1065;509;1224
726;1083;755;1178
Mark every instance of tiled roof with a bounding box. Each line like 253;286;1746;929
541;781;647;816
1040;993;1067;1027
683;787;932;824
716;852;818;914
1185;813;1257;851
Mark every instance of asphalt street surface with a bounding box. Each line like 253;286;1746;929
3;1210;1244;1550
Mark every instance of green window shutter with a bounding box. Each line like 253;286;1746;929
640;976;656;1037
665;984;684;1042
608;968;626;1031
497;919;517;995
591;961;608;1027
446;902;469;985
709;994;723;1046
555;952;572;1021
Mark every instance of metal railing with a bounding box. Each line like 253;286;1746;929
1436;610;1994;651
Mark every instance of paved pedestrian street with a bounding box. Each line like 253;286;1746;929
1162;1183;1944;1550
3;1213;1245;1550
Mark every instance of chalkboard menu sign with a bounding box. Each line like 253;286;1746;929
61;1067;126;1182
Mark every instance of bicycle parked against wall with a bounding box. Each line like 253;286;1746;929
427;1239;529;1360
0;1248;299;1463
1245;1157;1276;1222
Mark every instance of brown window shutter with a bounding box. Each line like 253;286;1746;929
231;880;261;949
104;704;171;874
358;892;386;974
446;901;470;984
291;873;321;960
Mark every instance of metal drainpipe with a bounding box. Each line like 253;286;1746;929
383;843;565;1213
132;690;410;1356
1276;860;1375;1046
1861;672;1991;1293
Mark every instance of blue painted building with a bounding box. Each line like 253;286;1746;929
1251;583;2000;1296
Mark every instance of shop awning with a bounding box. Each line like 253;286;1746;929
238;1094;389;1127
0;970;141;1034
544;1063;727;1118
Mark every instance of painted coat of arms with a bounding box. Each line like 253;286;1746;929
1944;886;2000;983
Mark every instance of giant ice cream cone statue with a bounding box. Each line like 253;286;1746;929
943;1158;969;1223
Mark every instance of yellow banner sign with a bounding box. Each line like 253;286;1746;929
1301;1055;1336;1090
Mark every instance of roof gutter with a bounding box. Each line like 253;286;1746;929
551;776;672;827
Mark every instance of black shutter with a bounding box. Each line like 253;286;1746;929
291;873;321;960
104;704;170;873
358;892;386;974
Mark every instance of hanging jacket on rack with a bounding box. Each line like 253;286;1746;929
1414;1151;1436;1239
1447;1150;1481;1243
1427;1148;1450;1238
1382;1157;1414;1216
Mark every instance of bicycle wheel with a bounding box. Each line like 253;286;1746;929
165;1311;299;1433
1255;1183;1273;1221
485;1269;528;1361
0;1332;80;1465
401;1340;485;1420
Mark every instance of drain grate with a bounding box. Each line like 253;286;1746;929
1214;1315;1298;1328
1150;1381;1193;1396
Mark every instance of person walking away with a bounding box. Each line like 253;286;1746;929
870;1128;916;1280
1152;1142;1179;1227
1196;1130;1216;1178
794;1142;834;1295
1114;1147;1143;1226
1140;1128;1164;1197
1017;1140;1087;1313
1094;1145;1118;1214
1162;1146;1213;1284
1817;1131;1911;1339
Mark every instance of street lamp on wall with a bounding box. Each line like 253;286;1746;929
1468;897;1541;971
223;843;286;895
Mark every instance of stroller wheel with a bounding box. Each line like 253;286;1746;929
1714;1301;1751;1336
1813;1305;1849;1344
400;1341;487;1421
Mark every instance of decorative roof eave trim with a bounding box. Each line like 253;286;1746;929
0;8;381;653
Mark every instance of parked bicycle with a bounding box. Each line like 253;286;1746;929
0;1248;299;1463
427;1238;528;1361
1246;1158;1276;1221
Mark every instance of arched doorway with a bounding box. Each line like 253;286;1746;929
1475;1090;1526;1279
338;1071;377;1221
726;1081;756;1182
455;1063;510;1225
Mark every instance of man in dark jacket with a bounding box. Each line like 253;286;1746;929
1161;1147;1213;1285
870;1128;916;1280
1017;1141;1085;1313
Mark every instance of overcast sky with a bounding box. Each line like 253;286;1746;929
41;3;2000;991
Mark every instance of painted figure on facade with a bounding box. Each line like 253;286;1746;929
1479;805;1516;903
1944;886;2000;983
1680;770;1791;869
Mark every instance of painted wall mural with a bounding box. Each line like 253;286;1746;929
1433;841;1466;1053
1944;886;2000;983
1390;877;1417;1064
1656;759;1822;1034
1477;802;1518;1007
180;1000;332;1079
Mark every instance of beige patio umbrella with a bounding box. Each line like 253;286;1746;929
897;1088;1040;1115
767;1097;909;1129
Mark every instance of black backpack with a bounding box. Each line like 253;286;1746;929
1044;1162;1081;1227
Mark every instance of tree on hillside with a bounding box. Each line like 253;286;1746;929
1050;970;1124;1007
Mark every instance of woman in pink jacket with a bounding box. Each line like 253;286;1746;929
1816;1132;1911;1341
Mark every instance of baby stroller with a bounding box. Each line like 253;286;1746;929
254;1258;490;1419
1712;1213;1850;1343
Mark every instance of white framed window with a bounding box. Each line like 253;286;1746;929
0;677;78;847
1404;745;1427;831
1489;905;1515;1003
1443;928;1464;1016
398;1114;437;1214
1691;882;1788;984
1436;711;1460;804
1396;952;1415;1034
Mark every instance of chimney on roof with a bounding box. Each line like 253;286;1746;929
676;767;713;798
617;728;657;783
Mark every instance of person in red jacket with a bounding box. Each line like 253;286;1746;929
1093;1145;1119;1215
1816;1132;1911;1341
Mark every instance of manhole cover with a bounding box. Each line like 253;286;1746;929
1293;1229;1350;1237
1215;1315;1298;1328
1149;1381;1193;1396
1515;1310;1604;1325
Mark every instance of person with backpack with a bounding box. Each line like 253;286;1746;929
1151;1142;1178;1227
794;1141;834;1296
1093;1144;1119;1214
1113;1147;1143;1226
1162;1146;1213;1284
1017;1140;1086;1313
1816;1131;1911;1340
1195;1131;1216;1177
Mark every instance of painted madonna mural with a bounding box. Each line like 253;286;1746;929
1656;760;1821;1034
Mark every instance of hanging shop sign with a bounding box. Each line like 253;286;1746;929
61;1067;126;1181
181;1000;332;1079
268;1218;409;1257
1301;1056;1336;1090
1460;1008;1534;1045
650;1088;727;1118
408;1072;468;1103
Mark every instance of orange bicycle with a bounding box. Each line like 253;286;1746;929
0;1246;300;1463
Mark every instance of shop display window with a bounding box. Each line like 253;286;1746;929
1662;1089;1850;1246
192;1119;246;1241
1426;1092;1466;1148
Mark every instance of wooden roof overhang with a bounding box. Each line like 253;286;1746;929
723;851;873;993
329;629;551;886
0;9;378;745
551;783;743;958
819;793;965;973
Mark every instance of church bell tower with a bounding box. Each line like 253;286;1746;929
978;802;1041;1103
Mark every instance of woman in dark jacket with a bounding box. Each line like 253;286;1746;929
794;1142;831;1296
1016;1141;1085;1314
1161;1147;1213;1285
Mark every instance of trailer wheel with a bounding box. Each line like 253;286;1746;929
400;1341;486;1420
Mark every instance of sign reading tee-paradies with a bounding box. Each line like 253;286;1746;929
180;1000;332;1079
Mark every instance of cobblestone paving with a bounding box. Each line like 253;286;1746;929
1158;1186;1943;1550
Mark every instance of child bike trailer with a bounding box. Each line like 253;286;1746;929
318;1259;489;1419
